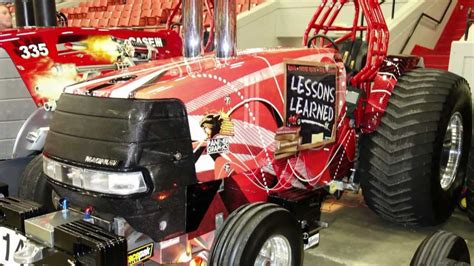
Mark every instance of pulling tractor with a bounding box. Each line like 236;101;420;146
0;0;471;265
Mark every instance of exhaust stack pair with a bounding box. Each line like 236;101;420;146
183;0;236;59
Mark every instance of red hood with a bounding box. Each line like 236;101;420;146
65;47;340;115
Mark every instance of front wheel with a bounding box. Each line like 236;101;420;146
467;128;474;222
209;202;303;266
411;231;471;265
18;155;55;211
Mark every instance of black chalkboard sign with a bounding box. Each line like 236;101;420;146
284;60;338;149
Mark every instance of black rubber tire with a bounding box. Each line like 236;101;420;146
359;68;472;226
209;202;303;266
411;231;471;266
468;126;474;222
18;155;55;211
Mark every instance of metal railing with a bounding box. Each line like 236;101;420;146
465;7;473;41
399;0;453;54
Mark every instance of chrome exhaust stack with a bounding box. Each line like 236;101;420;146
215;0;237;59
183;0;203;58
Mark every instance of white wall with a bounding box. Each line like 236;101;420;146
449;27;474;91
237;0;410;49
237;0;457;55
388;0;457;54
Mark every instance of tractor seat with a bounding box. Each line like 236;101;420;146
336;38;368;74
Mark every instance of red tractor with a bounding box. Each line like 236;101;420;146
0;0;471;265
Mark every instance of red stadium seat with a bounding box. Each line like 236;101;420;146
108;18;119;27
139;17;146;26
107;5;116;12
161;2;172;9
103;11;113;19
151;8;163;18
151;2;161;9
131;9;141;17
141;9;152;18
123;4;133;12
71;19;82;27
94;12;104;19
90;18;100;27
86;12;95;19
80;6;88;13
120;11;132;19
111;11;121;19
98;18;109;27
80;19;91;27
118;17;130;27
115;5;125;12
129;16;140;26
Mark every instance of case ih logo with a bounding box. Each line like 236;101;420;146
128;37;164;48
84;156;119;166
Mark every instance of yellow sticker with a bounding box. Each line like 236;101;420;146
128;243;154;265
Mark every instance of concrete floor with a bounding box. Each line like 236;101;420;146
303;192;474;266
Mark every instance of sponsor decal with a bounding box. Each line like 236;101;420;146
200;111;235;139
207;138;230;155
128;37;164;48
84;156;119;167
128;243;154;265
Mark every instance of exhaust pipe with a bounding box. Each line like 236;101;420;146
183;0;203;58
14;0;35;27
215;0;237;59
33;0;57;27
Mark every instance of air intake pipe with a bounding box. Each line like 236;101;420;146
33;0;57;27
215;0;237;59
14;0;35;27
183;0;203;58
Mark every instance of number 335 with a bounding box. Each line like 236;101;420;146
19;43;49;59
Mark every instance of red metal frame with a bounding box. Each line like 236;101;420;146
303;0;389;88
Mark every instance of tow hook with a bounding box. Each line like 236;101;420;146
14;240;45;264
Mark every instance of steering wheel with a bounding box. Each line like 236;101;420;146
306;34;339;51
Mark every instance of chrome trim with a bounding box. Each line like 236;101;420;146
255;234;292;266
215;0;237;59
439;112;463;191
183;0;203;58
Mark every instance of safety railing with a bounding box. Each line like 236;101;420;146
399;0;453;54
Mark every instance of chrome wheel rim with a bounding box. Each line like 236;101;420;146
255;235;292;266
439;112;463;191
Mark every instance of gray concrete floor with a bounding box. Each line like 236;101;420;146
303;192;474;266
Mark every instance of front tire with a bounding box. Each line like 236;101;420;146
411;231;470;266
209;202;303;266
467;127;474;222
18;155;55;211
360;69;472;226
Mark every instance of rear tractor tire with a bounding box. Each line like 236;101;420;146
18;155;55;211
209;202;303;266
360;69;472;226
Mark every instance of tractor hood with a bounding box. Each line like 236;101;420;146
64;48;338;115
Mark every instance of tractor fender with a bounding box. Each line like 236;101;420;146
12;108;53;159
361;55;421;133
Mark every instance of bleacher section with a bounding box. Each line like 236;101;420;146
59;0;264;28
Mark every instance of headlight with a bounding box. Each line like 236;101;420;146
43;156;147;196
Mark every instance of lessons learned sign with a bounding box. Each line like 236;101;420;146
284;60;338;149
